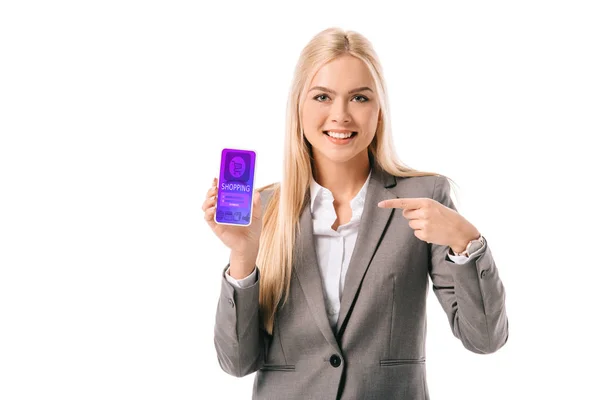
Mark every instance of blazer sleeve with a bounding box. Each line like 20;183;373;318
213;188;274;377
428;176;509;354
213;264;265;377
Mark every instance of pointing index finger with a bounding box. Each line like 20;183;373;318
378;198;425;209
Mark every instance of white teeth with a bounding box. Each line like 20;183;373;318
326;131;354;139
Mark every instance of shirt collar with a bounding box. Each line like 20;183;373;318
309;169;372;213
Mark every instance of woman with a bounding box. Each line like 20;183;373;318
203;27;508;400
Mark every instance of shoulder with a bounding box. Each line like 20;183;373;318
257;182;279;209
392;174;449;199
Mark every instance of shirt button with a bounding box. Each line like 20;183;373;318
330;354;342;368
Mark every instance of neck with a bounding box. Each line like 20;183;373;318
312;151;371;201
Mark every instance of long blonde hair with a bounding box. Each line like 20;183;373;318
256;27;456;335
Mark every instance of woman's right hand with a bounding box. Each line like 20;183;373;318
202;177;263;265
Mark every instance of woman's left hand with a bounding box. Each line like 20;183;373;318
378;197;480;253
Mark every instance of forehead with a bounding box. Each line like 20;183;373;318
309;55;374;88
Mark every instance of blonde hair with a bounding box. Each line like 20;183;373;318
256;27;456;335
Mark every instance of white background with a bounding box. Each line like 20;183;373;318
1;1;599;399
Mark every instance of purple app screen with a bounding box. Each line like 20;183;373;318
215;148;256;226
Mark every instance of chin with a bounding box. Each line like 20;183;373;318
315;148;365;164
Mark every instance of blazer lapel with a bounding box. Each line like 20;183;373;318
335;163;398;335
293;193;341;352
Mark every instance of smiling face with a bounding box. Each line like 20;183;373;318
301;55;380;167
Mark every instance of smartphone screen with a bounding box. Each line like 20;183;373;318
214;148;256;226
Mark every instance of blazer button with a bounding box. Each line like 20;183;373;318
480;270;488;278
228;298;234;307
330;354;341;368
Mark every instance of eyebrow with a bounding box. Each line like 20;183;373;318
309;86;374;95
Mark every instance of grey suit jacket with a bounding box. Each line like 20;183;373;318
214;163;509;400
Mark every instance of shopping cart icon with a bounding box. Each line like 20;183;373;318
232;161;243;177
225;152;250;182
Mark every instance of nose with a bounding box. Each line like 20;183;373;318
330;98;351;124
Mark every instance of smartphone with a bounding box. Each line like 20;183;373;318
214;148;256;226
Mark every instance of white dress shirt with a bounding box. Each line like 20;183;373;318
225;171;484;329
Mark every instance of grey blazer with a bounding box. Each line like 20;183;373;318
214;163;508;400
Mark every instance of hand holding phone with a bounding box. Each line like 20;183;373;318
202;148;262;263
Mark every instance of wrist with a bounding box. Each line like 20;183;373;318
229;251;257;279
451;231;481;254
450;241;468;254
